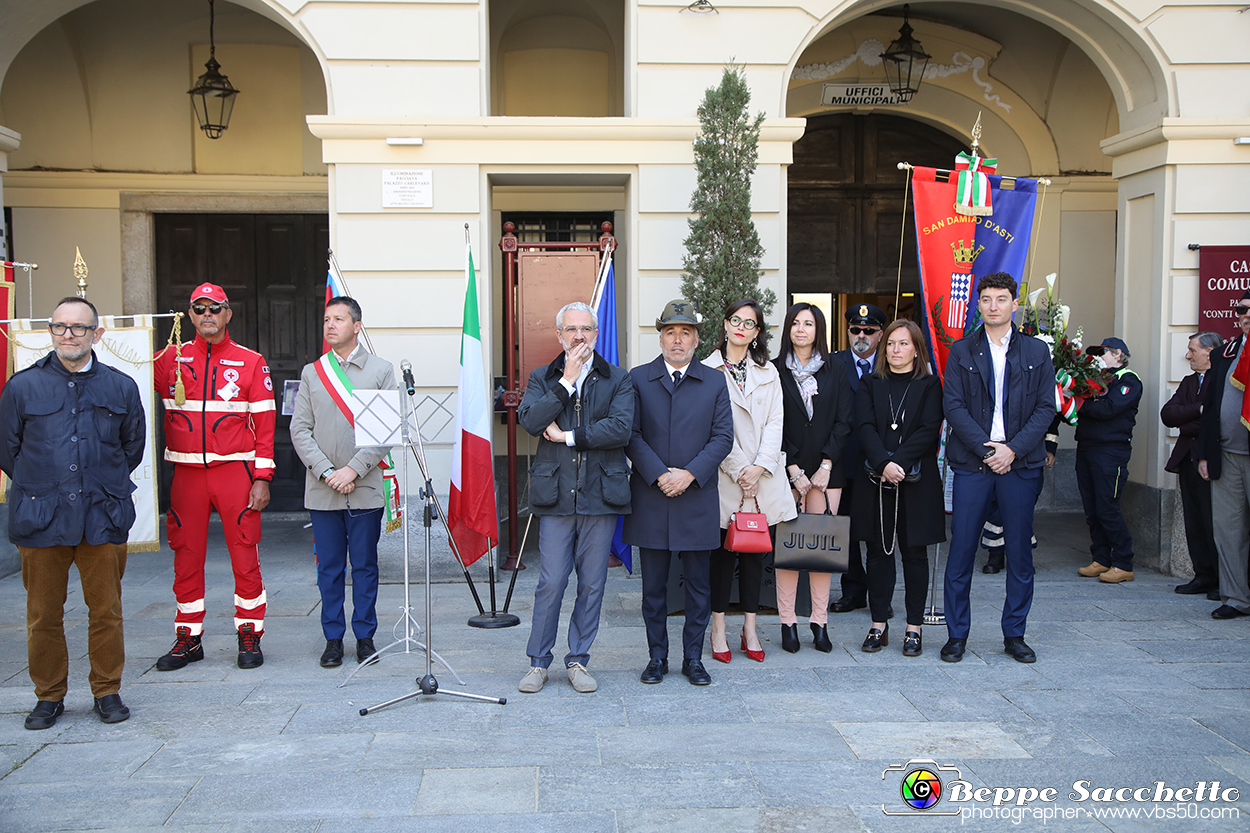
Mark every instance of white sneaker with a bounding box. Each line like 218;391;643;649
518;666;548;693
566;662;598;693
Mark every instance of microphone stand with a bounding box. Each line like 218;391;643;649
359;363;506;713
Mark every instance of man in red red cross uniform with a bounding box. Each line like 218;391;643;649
153;283;275;670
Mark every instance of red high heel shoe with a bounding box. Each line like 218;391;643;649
711;633;731;664
741;629;765;662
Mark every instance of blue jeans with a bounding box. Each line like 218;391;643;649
944;468;1041;639
310;508;383;641
527;514;615;669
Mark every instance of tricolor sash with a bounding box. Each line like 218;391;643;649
315;350;402;533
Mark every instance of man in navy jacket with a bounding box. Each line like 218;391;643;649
0;297;145;729
624;300;733;686
941;273;1055;664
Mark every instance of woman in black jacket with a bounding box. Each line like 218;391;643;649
853;319;945;657
774;303;853;653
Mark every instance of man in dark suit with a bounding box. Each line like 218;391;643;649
1199;293;1250;620
941;272;1055;664
1162;331;1221;598
625;299;733;686
830;302;885;613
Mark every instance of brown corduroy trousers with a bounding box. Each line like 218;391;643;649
20;539;126;701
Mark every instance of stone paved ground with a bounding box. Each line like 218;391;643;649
0;512;1247;832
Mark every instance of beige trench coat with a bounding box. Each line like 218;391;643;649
702;350;798;529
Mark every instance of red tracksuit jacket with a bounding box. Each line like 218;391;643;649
154;331;276;480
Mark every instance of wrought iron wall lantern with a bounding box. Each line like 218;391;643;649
880;4;930;103
188;0;239;139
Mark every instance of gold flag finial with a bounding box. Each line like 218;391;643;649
970;111;983;155
73;247;89;298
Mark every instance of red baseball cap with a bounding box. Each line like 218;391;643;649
190;283;229;305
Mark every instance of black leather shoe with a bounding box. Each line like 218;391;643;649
93;694;130;724
356;638;378;664
640;658;668;684
831;596;866;613
861;624;888;653
811;623;833;653
681;659;711;686
1207;590;1222;601
156;626;203;671
320;639;344;668
24;699;64;731
1004;636;1037;663
940;638;966;663
902;630;922;657
1212;604;1250;620
982;550;1004;574
237;623;264;669
780;624;800;653
1174;579;1215;595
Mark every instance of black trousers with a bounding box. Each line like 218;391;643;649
865;537;929;626
640;548;710;662
710;526;772;613
1177;456;1219;587
1076;444;1134;570
838;478;868;601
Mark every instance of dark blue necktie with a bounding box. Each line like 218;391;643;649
672;369;682;387
857;359;870;378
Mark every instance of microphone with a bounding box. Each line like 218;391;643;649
400;359;416;395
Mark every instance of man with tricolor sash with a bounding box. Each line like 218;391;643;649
290;296;398;666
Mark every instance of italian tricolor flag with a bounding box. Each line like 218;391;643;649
447;242;498;565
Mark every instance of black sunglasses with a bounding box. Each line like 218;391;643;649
1237;305;1250;316
191;303;227;315
849;326;879;336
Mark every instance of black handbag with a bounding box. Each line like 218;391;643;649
864;459;921;489
773;509;851;573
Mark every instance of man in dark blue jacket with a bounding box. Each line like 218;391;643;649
0;297;145;729
941;273;1055;664
516;302;633;695
1073;337;1143;584
625;299;733;686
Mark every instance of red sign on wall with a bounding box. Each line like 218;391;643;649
1199;245;1250;339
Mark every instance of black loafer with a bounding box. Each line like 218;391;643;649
831;597;866;613
811;623;833;653
1004;636;1037;663
940;638;967;663
780;624;800;653
861;625;888;653
320;639;344;668
1207;590;1222;601
681;659;711;686
356;638;378;664
24;699;64;731
93;694;130;724
902;630;923;657
1212;604;1250;620
1174;579;1215;595
640;658;668;684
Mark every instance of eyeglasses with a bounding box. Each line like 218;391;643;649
727;315;758;330
1236;305;1250;316
48;323;94;337
560;325;597;335
849;326;879;336
191;303;227;315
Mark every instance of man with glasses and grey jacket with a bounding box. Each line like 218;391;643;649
516;302;634;693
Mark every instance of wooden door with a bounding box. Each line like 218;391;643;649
155;213;328;512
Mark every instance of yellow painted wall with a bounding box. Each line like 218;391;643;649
502;48;613;117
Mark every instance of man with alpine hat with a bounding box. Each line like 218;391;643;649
1074;336;1143;583
625;299;733;686
830;302;886;613
154;283;276;669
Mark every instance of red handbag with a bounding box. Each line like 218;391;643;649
725;496;772;553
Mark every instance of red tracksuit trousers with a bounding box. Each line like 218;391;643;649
168;462;266;635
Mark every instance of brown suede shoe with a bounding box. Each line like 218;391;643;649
1078;562;1110;577
1098;567;1134;583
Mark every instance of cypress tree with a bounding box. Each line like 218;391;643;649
680;63;777;360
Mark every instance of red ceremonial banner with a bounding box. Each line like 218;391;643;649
1199;245;1250;340
912;169;980;378
0;263;13;399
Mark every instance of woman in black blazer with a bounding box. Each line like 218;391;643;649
852;319;945;657
773;303;853;653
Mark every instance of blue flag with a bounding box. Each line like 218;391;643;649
594;259;632;573
963;175;1039;330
